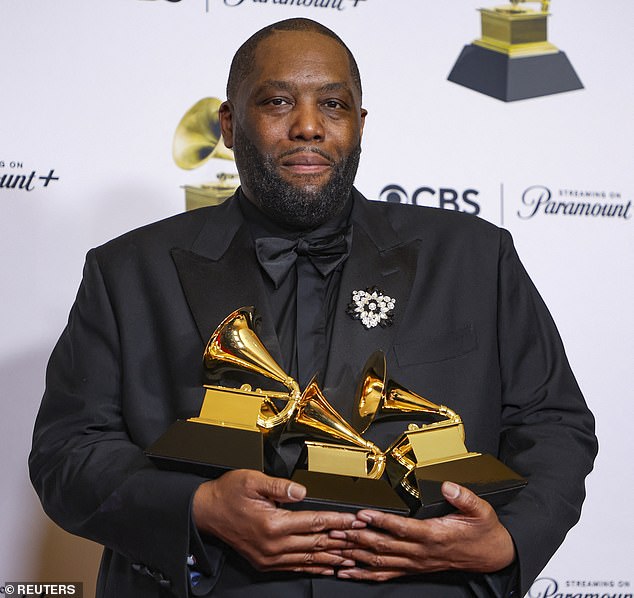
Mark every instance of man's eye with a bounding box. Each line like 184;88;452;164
269;98;290;106
324;100;344;109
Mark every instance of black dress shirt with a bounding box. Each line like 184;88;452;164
238;191;353;389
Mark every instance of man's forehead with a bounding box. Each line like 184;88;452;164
235;31;354;99
251;30;351;75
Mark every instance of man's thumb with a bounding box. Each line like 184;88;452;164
441;481;482;516
261;475;307;504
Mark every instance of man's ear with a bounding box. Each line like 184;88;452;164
359;107;367;141
219;100;234;148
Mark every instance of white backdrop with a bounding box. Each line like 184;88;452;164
1;1;632;596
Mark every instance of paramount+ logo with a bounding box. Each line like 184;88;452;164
139;0;367;6
517;186;631;220
379;184;480;215
528;577;632;598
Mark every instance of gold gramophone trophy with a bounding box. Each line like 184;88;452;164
283;377;409;514
448;0;583;101
172;97;240;211
145;307;301;476
147;307;409;513
354;351;526;518
147;308;523;517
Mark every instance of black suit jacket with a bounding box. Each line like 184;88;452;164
30;190;597;598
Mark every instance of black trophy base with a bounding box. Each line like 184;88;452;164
285;470;409;516
448;44;583;101
410;453;527;519
145;419;264;478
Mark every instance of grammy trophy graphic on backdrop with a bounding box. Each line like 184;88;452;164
172;97;239;211
448;0;583;101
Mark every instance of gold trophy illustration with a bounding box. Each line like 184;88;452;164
448;0;583;101
172;97;239;210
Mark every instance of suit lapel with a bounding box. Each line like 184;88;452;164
171;192;422;418
323;192;421;418
170;197;282;364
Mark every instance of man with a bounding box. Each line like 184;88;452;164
30;18;597;598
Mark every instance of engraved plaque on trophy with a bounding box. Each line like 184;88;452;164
283;377;409;515
448;0;583;101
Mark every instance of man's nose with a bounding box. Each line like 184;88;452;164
289;103;324;141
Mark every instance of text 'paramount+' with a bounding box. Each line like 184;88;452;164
223;0;366;6
528;577;631;598
518;186;631;220
142;0;368;8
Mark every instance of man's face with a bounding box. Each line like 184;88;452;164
220;30;366;229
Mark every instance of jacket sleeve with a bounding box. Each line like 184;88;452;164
493;230;598;596
29;249;219;598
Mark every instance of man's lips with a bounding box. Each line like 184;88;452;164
279;150;333;174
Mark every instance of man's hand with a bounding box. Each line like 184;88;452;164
192;469;365;576
329;481;516;581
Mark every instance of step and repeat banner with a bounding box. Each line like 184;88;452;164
1;1;632;597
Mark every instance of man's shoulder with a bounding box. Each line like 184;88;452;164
357;192;501;242
93;200;232;258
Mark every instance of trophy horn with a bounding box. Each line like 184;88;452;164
172;97;234;170
204;307;301;429
287;377;386;479
353;350;462;435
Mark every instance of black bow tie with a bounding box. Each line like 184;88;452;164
255;226;352;288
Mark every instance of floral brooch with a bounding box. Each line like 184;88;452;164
347;287;396;330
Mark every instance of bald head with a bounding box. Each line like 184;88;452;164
218;19;366;229
226;18;362;103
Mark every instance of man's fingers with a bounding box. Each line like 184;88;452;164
253;548;356;571
441;481;489;518
325;484;515;576
258;528;357;558
281;552;356;569
328;526;419;561
251;471;307;504
353;509;419;538
271;508;363;538
353;485;492;534
337;567;406;582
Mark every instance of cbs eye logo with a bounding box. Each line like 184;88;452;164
380;185;480;215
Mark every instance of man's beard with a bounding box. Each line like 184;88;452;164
232;124;361;230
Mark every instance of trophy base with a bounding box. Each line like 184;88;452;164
145;419;264;478
448;44;583;101
409;453;527;519
285;470;409;515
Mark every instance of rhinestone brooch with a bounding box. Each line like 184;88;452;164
347;287;396;330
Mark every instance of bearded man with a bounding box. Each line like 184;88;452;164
30;18;596;598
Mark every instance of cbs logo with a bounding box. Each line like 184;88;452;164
379;185;480;215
